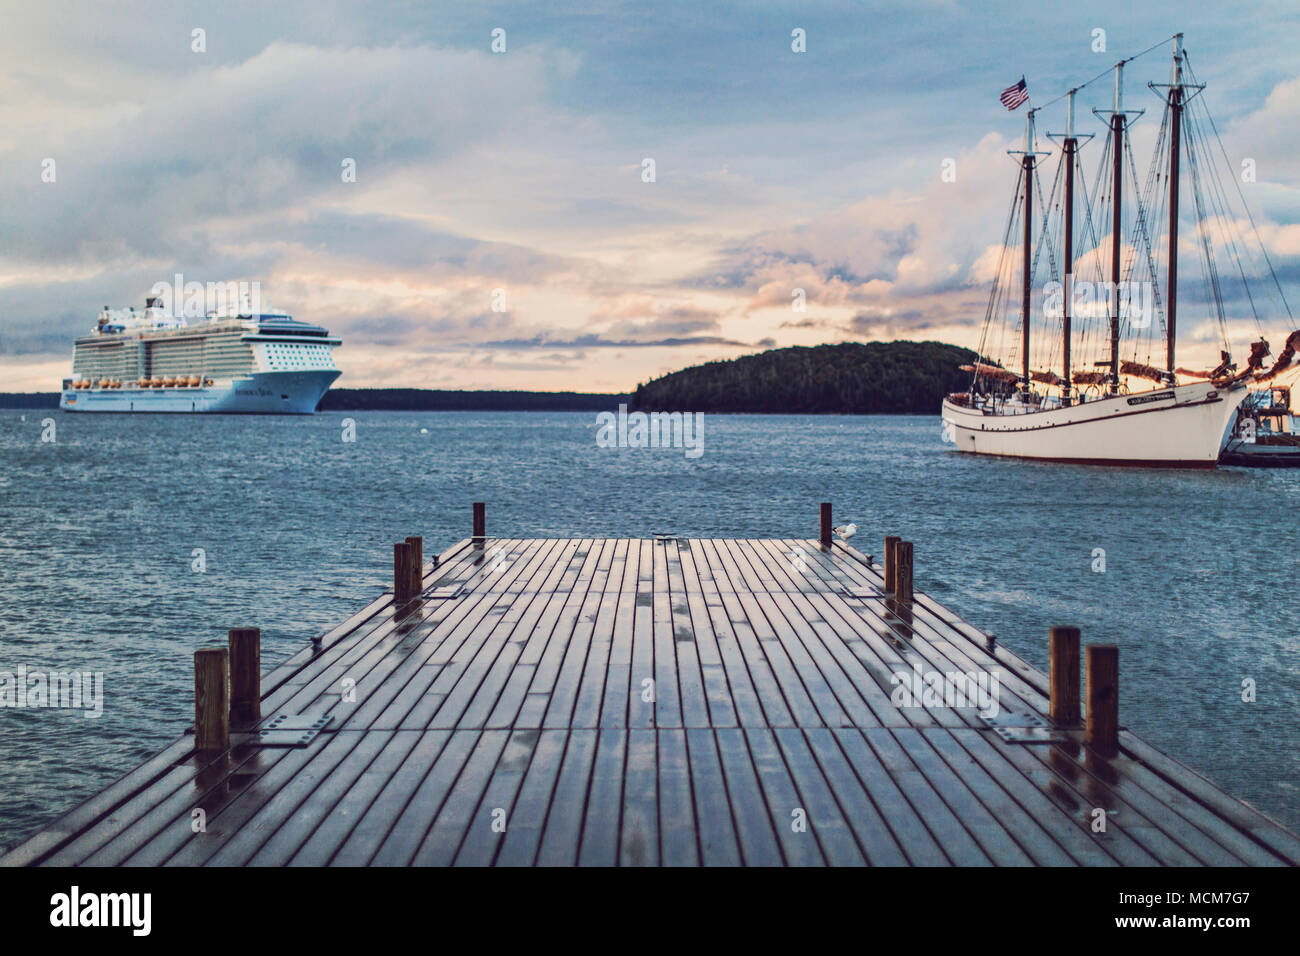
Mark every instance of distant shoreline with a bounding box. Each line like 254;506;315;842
0;388;633;411
0;390;936;414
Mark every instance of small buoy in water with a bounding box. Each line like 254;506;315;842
420;428;428;434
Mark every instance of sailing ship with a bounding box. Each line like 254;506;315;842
942;35;1297;467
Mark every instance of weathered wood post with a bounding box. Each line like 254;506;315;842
884;536;901;593
1085;644;1119;754
473;501;486;544
393;541;412;602
1049;625;1081;726
194;647;230;752
819;503;832;547
228;627;261;726
894;541;914;603
405;535;423;598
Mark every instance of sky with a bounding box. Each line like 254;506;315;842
1;0;1297;392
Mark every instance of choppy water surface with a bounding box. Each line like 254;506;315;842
0;409;1296;848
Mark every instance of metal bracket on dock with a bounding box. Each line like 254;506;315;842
427;582;466;600
837;584;888;601
253;713;334;747
979;711;1071;744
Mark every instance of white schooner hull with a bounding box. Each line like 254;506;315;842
941;381;1248;467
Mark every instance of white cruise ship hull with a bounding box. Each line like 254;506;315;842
941;381;1248;467
59;370;340;415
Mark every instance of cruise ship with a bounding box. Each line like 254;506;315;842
59;297;341;413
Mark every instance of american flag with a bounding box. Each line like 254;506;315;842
1000;77;1029;110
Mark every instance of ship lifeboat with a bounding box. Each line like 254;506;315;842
137;378;149;388
187;375;200;387
97;378;109;389
163;377;177;388
149;378;164;388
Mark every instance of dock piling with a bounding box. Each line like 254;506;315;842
884;536;901;593
228;627;261;726
194;647;230;752
473;502;486;544
405;535;423;598
1085;644;1119;754
1049;626;1081;726
894;541;914;603
393;541;413;602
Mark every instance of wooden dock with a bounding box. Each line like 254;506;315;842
4;507;1297;867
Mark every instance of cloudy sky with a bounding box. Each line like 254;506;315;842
1;0;1297;392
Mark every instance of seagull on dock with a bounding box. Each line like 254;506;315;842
833;522;857;541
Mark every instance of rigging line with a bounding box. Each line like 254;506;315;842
1031;161;1061;298
1185;127;1233;353
1031;158;1065;372
1185;99;1263;338
973;174;1023;391
1123;124;1166;355
1077;142;1110;369
1031;34;1179;114
1184;91;1265;335
1183;52;1294;322
977;179;1020;361
1044;156;1068;372
1140;106;1171;351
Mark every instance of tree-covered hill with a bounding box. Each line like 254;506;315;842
629;341;980;414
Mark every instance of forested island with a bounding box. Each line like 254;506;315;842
629;341;979;414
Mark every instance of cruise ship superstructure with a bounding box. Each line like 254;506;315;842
59;297;341;414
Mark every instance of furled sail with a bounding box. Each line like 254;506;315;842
1119;361;1167;383
1070;371;1107;385
960;363;1021;384
1253;329;1300;384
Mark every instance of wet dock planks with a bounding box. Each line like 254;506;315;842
4;534;1297;867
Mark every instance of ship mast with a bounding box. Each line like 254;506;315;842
1165;34;1184;378
1021;109;1035;398
1048;90;1090;406
1092;59;1143;395
1107;63;1125;395
1062;91;1076;405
